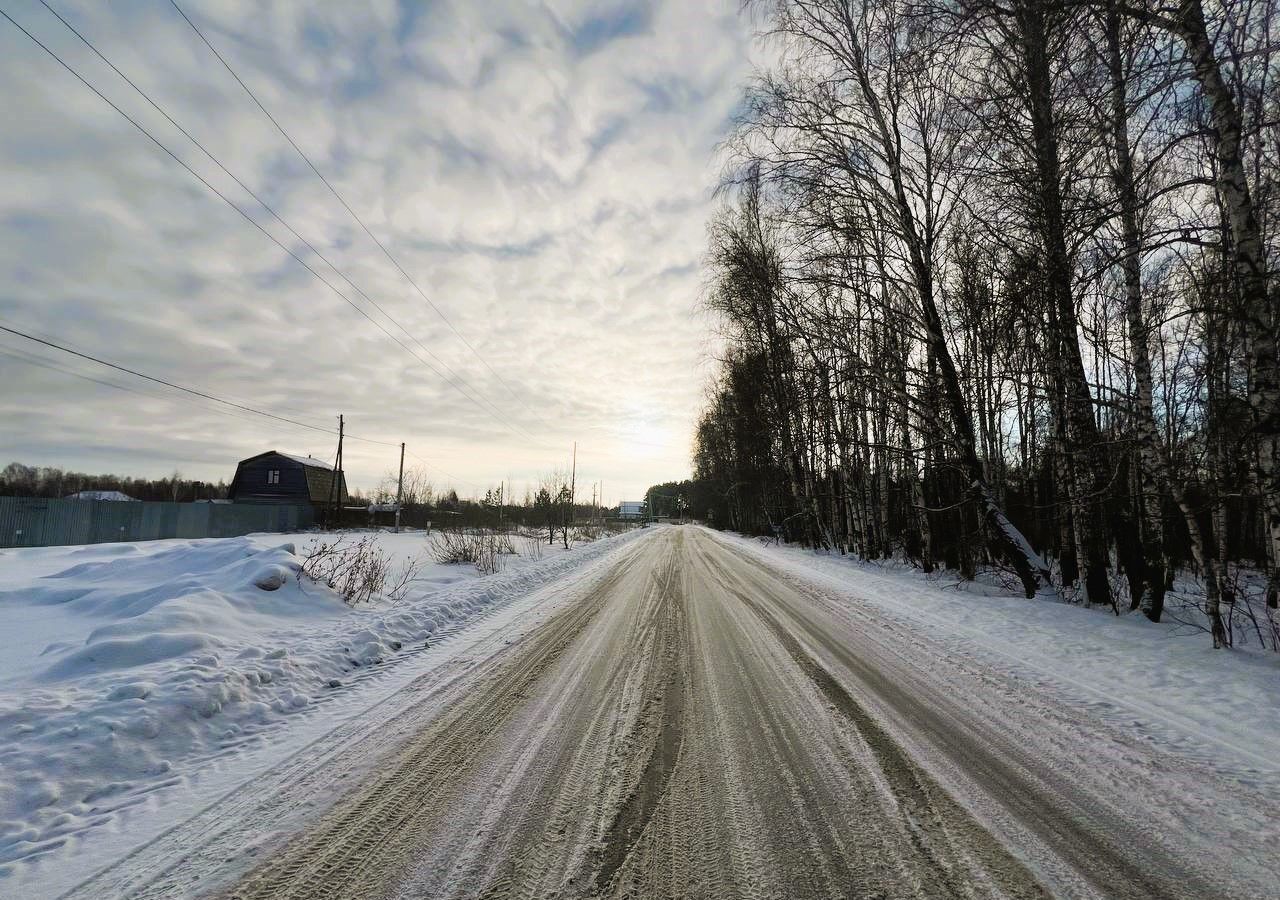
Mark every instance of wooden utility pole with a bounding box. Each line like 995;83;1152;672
327;414;345;529
394;441;405;533
570;441;577;525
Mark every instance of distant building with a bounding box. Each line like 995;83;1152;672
228;451;346;509
618;500;646;519
65;490;138;502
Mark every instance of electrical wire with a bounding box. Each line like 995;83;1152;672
404;448;488;493
35;0;540;444
0;4;544;446
0;322;402;447
168;0;537;413
0;342;360;439
1;325;503;491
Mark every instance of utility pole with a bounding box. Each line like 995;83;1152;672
569;441;577;525
394;441;405;533
327;414;345;529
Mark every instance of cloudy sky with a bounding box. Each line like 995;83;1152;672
0;0;756;503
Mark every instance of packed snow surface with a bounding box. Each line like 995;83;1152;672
0;527;641;889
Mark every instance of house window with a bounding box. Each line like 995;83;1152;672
267;469;280;485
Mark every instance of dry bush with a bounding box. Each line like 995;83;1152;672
475;535;500;575
300;535;392;606
493;529;516;555
432;527;512;575
385;553;427;604
521;531;544;560
570;524;605;544
433;528;482;565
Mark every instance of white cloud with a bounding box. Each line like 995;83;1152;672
0;0;754;502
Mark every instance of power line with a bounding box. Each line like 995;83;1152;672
34;0;538;444
404;448;487;493
0;322;401;447
0;338;378;439
4;330;500;494
2;330;357;433
168;0;533;411
0;5;542;446
1;323;511;488
0;342;309;435
0;342;189;405
5;324;609;498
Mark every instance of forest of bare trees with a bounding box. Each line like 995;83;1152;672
694;0;1279;648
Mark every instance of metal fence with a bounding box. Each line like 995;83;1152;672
0;497;315;549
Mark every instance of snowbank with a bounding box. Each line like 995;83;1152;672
0;528;640;880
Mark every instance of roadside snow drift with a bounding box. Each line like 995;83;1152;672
0;529;638;879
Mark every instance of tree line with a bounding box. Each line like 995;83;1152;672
693;0;1279;649
0;461;229;503
371;466;621;545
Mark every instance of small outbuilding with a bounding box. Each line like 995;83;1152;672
228;451;346;509
618;500;646;520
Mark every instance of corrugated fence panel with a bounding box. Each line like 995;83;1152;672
0;498;313;549
90;502;142;545
174;503;207;538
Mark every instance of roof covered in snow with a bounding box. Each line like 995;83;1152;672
232;450;334;471
275;452;333;470
65;490;138;501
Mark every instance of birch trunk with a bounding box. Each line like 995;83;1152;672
1106;6;1169;620
1015;0;1114;608
1169;0;1280;612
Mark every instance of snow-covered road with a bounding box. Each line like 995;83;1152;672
59;525;1275;899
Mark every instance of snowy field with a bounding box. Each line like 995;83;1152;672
0;526;642;893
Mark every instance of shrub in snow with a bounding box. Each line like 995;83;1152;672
299;536;387;605
432;528;515;575
520;531;544;561
570;524;606;544
299;536;424;606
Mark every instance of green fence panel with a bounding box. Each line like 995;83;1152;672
0;497;314;549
